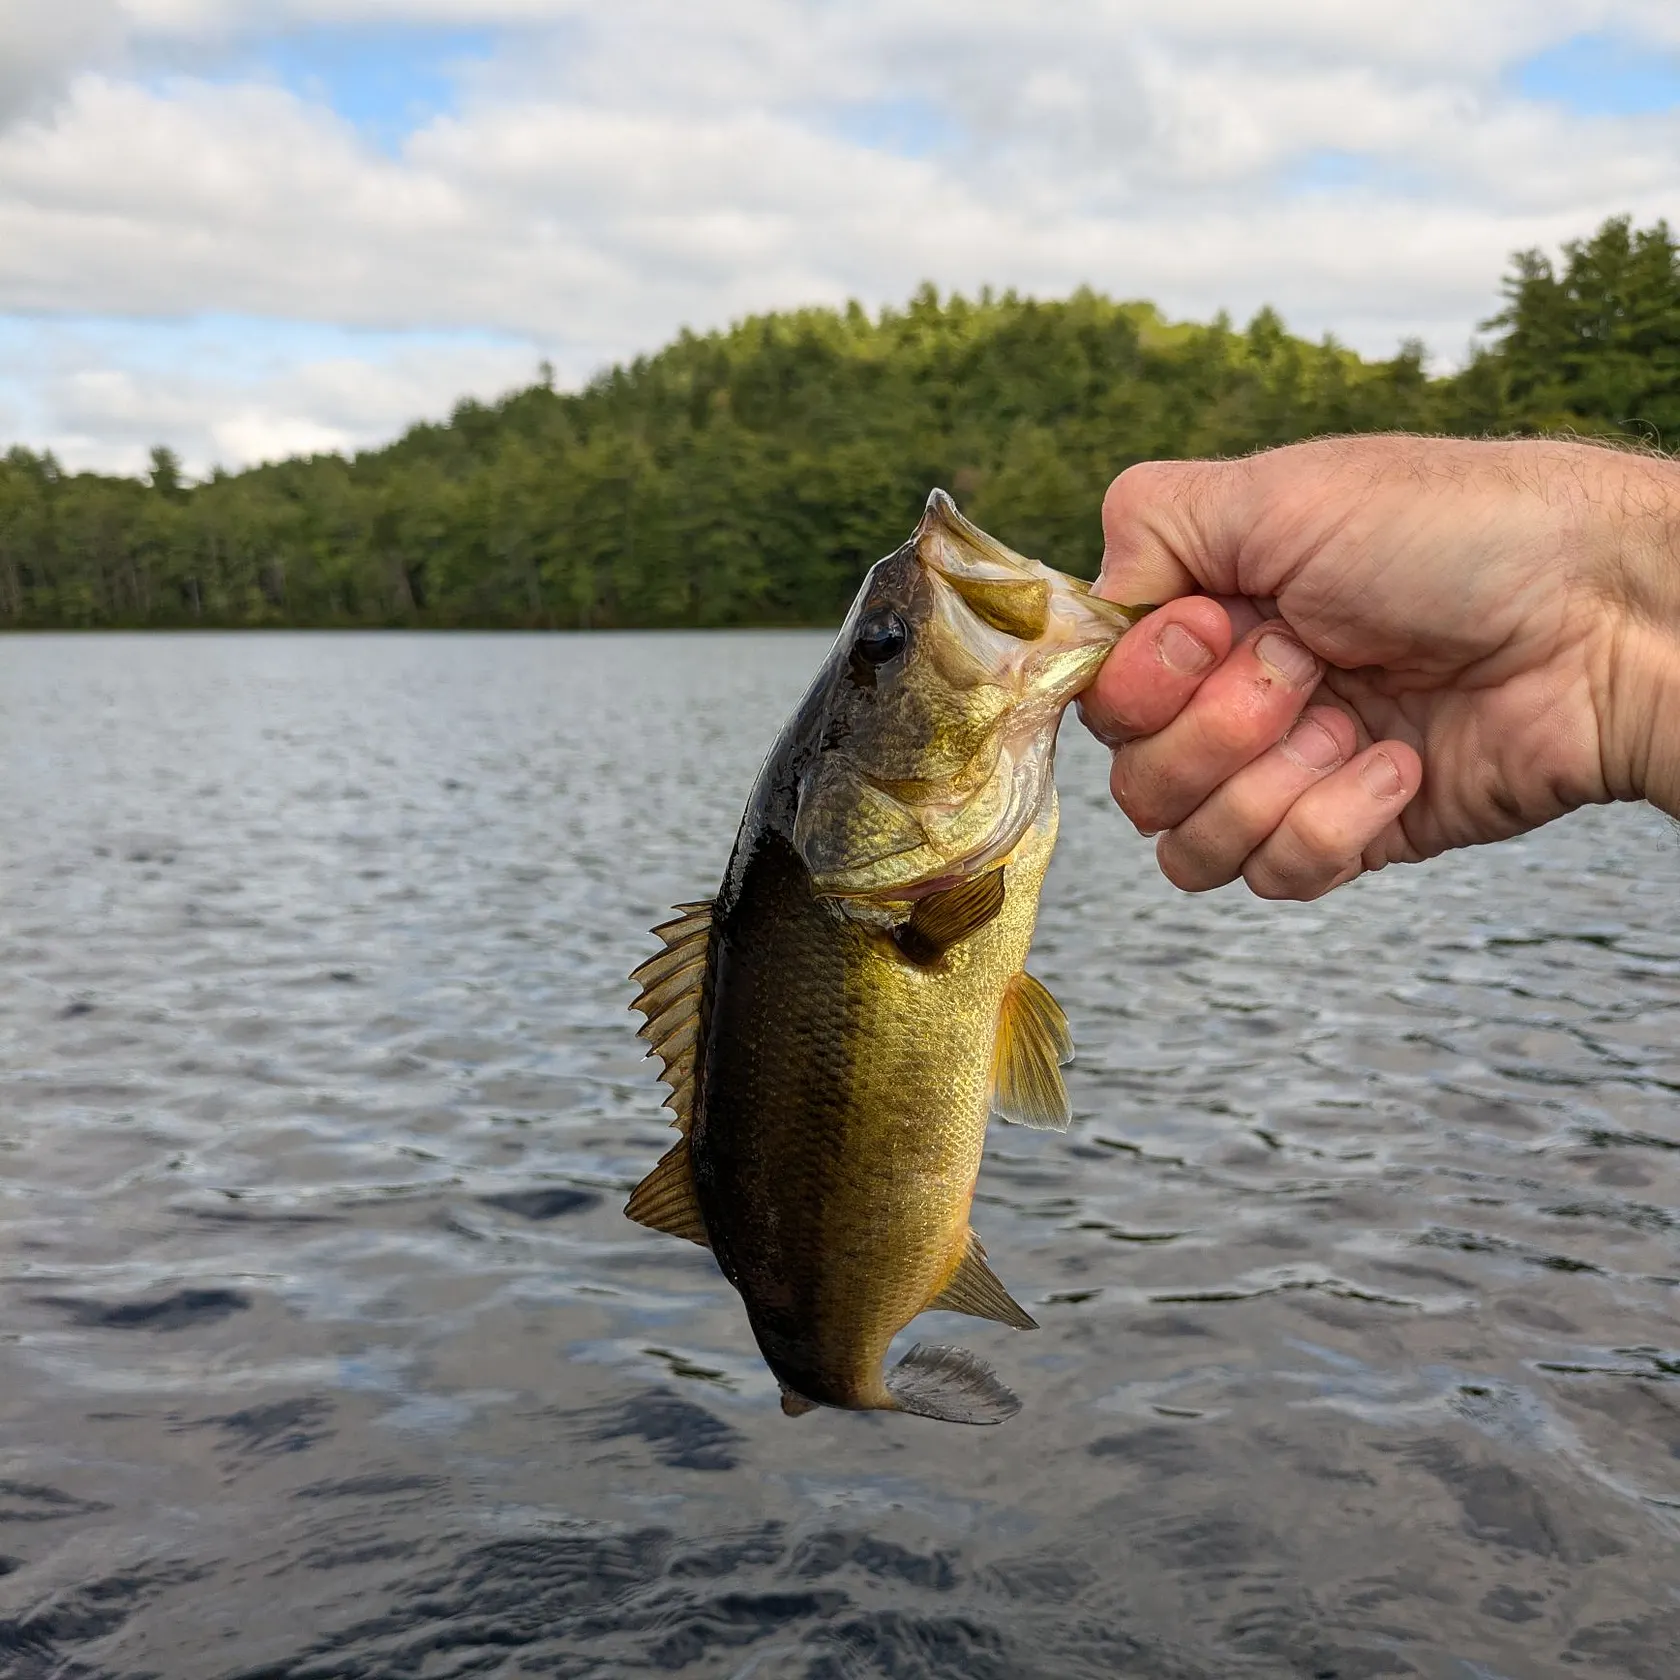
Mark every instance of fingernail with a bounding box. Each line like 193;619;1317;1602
1280;717;1342;772
1361;751;1403;799
1255;631;1318;688
1157;622;1213;675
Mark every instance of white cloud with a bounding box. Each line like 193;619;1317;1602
0;318;536;473
0;2;126;125
2;1;1680;470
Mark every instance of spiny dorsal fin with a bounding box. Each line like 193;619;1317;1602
894;867;1005;966
991;970;1073;1130
629;941;705;992
630;899;713;1133
632;954;706;1020
885;1344;1020;1425
929;1231;1037;1329
624;1136;709;1247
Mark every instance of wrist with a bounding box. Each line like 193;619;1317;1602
1625;623;1680;819
1596;455;1680;818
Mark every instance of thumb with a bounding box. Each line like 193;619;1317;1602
1095;459;1250;607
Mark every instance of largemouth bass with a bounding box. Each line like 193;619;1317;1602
626;490;1146;1424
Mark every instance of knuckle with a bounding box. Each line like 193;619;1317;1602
1243;835;1341;902
1196;698;1272;762
1109;748;1159;828
1093;692;1150;743
1108;752;1151;828
1241;864;1295;901
1102;460;1191;534
1077;694;1131;749
1288;802;1353;863
1219;779;1280;840
1157;826;1238;893
1103;460;1168;511
1243;859;1313;902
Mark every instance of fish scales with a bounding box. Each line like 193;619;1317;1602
627;489;1147;1424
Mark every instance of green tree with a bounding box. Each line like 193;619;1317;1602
1482;215;1680;441
3;218;1670;631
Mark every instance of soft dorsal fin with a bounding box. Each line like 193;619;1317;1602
929;1230;1037;1329
894;867;1005;965
630;899;713;1132
991;971;1073;1130
624;1136;709;1247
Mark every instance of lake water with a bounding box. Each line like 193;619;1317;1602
1;631;1677;1680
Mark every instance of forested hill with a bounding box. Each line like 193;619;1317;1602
3;214;1678;630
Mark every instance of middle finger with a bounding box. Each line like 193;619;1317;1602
1109;624;1324;834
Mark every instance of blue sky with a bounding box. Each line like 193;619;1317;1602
2;3;1678;474
1514;32;1680;116
214;25;497;152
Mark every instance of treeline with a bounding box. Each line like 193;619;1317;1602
3;215;1678;630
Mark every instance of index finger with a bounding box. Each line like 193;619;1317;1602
1078;597;1234;746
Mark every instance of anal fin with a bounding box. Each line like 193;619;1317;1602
929;1231;1037;1329
895;867;1005;965
885;1344;1020;1425
991;970;1073;1130
624;1137;709;1247
780;1389;819;1418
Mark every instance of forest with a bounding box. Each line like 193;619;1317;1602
2;214;1677;629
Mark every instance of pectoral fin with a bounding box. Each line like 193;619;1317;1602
894;867;1005;965
624;1137;709;1247
929;1231;1037;1329
991;971;1073;1130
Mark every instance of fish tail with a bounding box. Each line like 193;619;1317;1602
884;1343;1021;1425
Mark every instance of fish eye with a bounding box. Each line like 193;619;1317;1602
853;609;909;666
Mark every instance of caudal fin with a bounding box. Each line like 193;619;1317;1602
884;1344;1021;1425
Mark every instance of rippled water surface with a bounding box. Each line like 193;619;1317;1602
2;631;1678;1679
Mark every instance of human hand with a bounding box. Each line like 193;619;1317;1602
1080;436;1680;900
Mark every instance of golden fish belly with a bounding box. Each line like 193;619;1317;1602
693;813;1054;1411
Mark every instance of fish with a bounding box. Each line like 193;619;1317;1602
625;489;1148;1425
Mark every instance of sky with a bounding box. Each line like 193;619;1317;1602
2;2;1679;477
